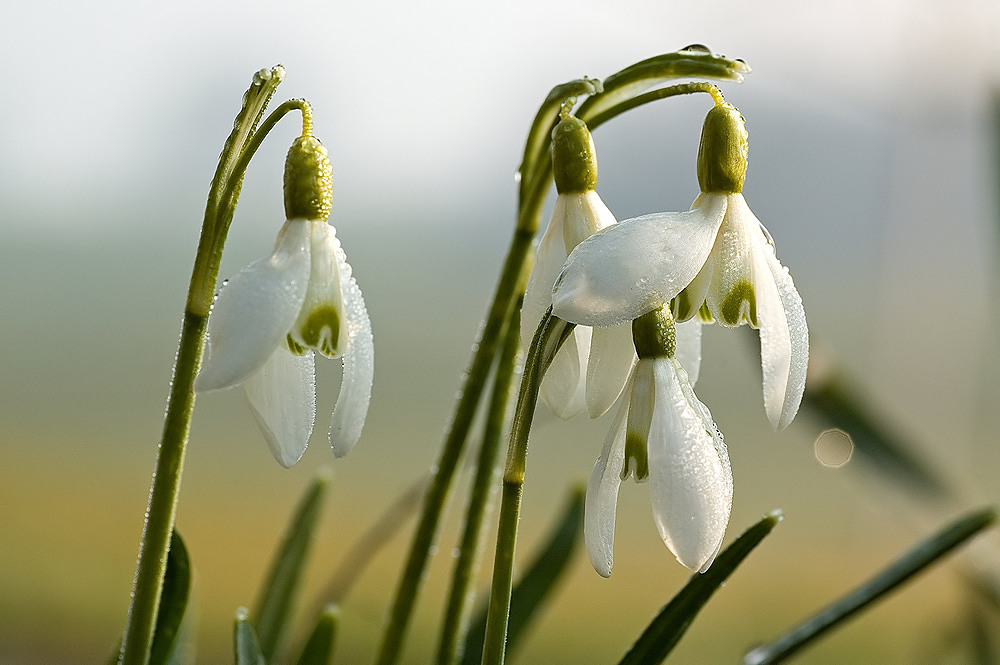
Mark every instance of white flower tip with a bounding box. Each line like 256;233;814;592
589;549;613;578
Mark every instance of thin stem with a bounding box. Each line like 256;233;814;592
481;311;573;665
436;305;523;665
743;507;997;665
375;229;535;665
120;68;298;665
582;82;723;131
119;311;207;665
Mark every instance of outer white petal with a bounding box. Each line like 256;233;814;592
748;210;808;430
521;205;568;351
197;221;311;392
585;322;636;418
585;377;632;578
560;190;618;251
674;318;703;386
329;236;374;457
540;326;590;419
242;346;316;468
551;194;728;327
647;358;732;572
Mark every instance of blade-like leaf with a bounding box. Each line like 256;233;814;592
149;529;193;665
743;507;997;665
618;511;783;665
294;604;341;665
463;486;585;665
254;472;330;662
235;608;267;665
109;530;193;665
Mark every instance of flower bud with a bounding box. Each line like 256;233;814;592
696;102;748;194
631;305;676;360
551;115;598;194
284;135;333;221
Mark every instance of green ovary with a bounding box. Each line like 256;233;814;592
295;305;342;357
719;280;757;327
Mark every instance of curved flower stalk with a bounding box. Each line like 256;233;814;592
522;112;635;419
551;101;807;430
197;134;373;467
586;305;731;576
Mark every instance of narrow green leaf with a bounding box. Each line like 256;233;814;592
743;507;997;665
109;529;193;665
463;486;585;665
618;511;783;665
803;370;949;500
234;608;266;665
253;472;330;662
294;604;341;665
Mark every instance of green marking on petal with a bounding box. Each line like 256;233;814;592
718;280;757;327
697;302;714;323
296;305;342;358
673;289;696;322
622;432;650;481
286;335;308;356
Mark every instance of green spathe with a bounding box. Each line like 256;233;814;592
631;306;676;360
697;102;748;194
551;115;598;194
285;135;334;221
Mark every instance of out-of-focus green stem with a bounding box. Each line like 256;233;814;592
481;311;573;665
436;304;523;665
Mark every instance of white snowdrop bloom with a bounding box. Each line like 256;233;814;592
522;114;635;419
196;135;373;467
552;102;807;430
586;306;731;576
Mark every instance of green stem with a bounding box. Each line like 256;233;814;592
480;311;573;665
119;311;207;665
582;82;723;131
436;304;523;665
120;67;296;665
375;228;535;665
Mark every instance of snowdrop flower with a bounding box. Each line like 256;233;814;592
552;101;807;430
196;135;373;467
586;305;731;576
522;114;635;419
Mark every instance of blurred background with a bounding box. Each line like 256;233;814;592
3;0;1000;662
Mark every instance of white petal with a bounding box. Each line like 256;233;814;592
559;191;618;252
704;194;760;327
753;217;808;431
328;238;374;457
551;194;728;327
674;318;703;386
289;222;348;358
521;206;568;352
540;326;590;419
647;358;732;572
585;381;631;578
197;220;311;392
586;322;636;418
242;346;316;468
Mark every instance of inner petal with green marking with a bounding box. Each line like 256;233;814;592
717;279;757;327
293;304;342;358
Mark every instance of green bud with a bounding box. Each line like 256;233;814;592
551;115;598;194
696;102;748;194
284;135;333;221
631;305;676;360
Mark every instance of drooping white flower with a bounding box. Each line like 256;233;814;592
196;135;373;467
552;101;807;430
586;306;731;576
522;114;635;419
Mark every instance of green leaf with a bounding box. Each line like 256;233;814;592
108;529;193;665
618;511;783;665
234;608;266;665
294;604;341;665
803;370;949;500
253;472;330;662
743;507;997;665
462;486;585;665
